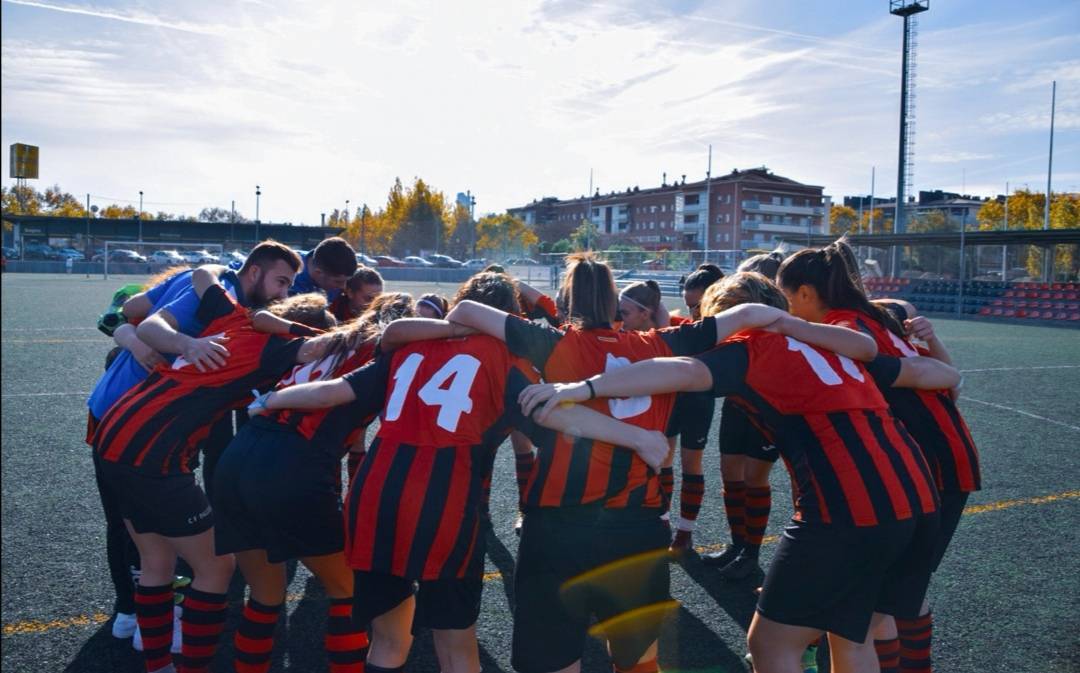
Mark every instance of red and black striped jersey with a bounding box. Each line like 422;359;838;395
269;341;380;458
345;334;539;580
92;286;305;475
696;330;939;527
329;294;357;323
504;315;718;510
826;309;981;493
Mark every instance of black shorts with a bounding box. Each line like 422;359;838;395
930;492;969;572
665;392;714;450
212;418;344;563
351;571;483;631
512;506;673;673
758;514;938;643
718;399;779;463
97;460;213;538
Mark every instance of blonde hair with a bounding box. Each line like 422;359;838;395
319;291;416;363
266;292;337;330
700;272;789;317
143;266;190;291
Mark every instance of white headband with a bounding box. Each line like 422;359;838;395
419;298;445;318
618;292;649;311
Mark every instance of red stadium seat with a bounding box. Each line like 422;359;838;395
1070;313;1080;321
1055;311;1069;320
1004;309;1016;317
1016;309;1027;318
1004;290;1016;298
979;307;991;316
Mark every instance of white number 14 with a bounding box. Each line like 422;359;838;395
384;353;482;432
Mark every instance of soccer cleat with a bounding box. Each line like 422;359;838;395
513;513;524;537
670;529;693;552
111;612;137;639
702;544;742;567
133;605;182;653
717;549;761;581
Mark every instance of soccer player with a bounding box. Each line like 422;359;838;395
778;240;982;673
708;251;787;579
330;265;384;322
416;292;450;319
289;236;358;301
212;292;414;673
249;271;671;673
88;268;191;641
91;272;337;673
445;254;876;673
519;271;955;673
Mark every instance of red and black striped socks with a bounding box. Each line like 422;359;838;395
659;467;675;508
722;480;746;546
875;638;901;673
514;450;535;508
898;612;933;673
744;485;771;549
325;597;368;673
135;583;174;673
678;472;705;530
179;587;228;673
233;598;282;673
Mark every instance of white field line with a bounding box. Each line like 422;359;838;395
1;391;91;398
960;365;1080;373
960;396;1080;433
1;327;100;332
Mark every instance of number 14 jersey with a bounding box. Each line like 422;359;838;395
344;334;538;580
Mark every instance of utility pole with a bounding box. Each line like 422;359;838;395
1044;80;1056;280
255;185;261;244
586;169;594;250
138;190;143;242
85;193;91;277
361;203;368;256
704;145;712;263
230;200;236;246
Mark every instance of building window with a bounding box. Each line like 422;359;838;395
684;213;698;224
685;194;700;205
650;205;657;214
661;204;667;212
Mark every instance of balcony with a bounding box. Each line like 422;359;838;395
741;220;814;235
742;200;823;216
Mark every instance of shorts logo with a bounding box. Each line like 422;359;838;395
762;444;777;453
187;506;212;525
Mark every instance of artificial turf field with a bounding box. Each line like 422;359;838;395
2;273;1078;673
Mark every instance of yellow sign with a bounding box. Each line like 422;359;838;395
10;143;39;179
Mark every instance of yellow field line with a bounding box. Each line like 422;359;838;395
5;489;1079;638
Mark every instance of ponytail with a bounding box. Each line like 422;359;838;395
778;239;904;338
563;253;618;329
684;263;724;293
620;280;662;322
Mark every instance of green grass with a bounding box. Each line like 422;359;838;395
2;273;1079;672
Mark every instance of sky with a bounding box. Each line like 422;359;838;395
2;0;1078;225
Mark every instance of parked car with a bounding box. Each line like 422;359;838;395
179;249;217;264
23;242;58;260
1;246;19;260
106;249;148;264
403;256;434;267
463;258;488;270
374;255;406;267
426;254;463;268
641;258;666;270
356;253;379;267
56;248;85;261
506;257;539;266
150;250;186;265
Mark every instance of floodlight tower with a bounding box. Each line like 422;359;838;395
890;0;928;234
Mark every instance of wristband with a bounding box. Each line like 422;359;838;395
585;379;597;400
248;390;273;413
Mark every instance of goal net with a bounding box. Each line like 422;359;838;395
102;241;226;279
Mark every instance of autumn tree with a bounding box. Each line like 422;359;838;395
475;213;538;259
569;220;600;251
830;205;858;235
199;207;246;223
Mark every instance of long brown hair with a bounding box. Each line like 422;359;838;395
700;272;789;316
266;292;337;330
143;265;190;290
452;271;521;314
319;292;416;364
777;238;904;337
620;280;662;323
562;252;617;329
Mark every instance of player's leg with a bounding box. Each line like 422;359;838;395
367;593;415;670
718;454;775;580
872;614;901;673
431;625;481;673
826;627;880;673
747;612;824;673
510;430;536;535
125;523;179;673
230;550;286;673
93;450;140;636
659;438;676;509
169;529;234;673
418;575;484;673
304;553;368;673
672;445;704;551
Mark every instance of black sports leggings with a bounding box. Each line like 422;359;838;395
92;450;140;614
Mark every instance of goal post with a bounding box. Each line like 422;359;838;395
102;241;225;280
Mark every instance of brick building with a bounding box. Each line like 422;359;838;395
509;167;829;252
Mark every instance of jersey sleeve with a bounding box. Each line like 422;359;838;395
693;342;750;397
341;356;391;420
504;314;563;370
259;336;306;377
525;294;559;325
195;284;239;327
863;354;903;389
502;363;554;446
657;316;718;356
159;284;203;336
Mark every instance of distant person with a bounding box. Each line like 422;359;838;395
290;237;358;302
331;266;384;322
416;293;449;319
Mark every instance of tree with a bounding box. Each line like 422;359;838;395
99;204;140;219
830;205;858;235
569;220;599;251
550;238;572;254
199;207;246;223
475;213;538;259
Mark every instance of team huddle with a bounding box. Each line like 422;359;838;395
85;236;980;673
